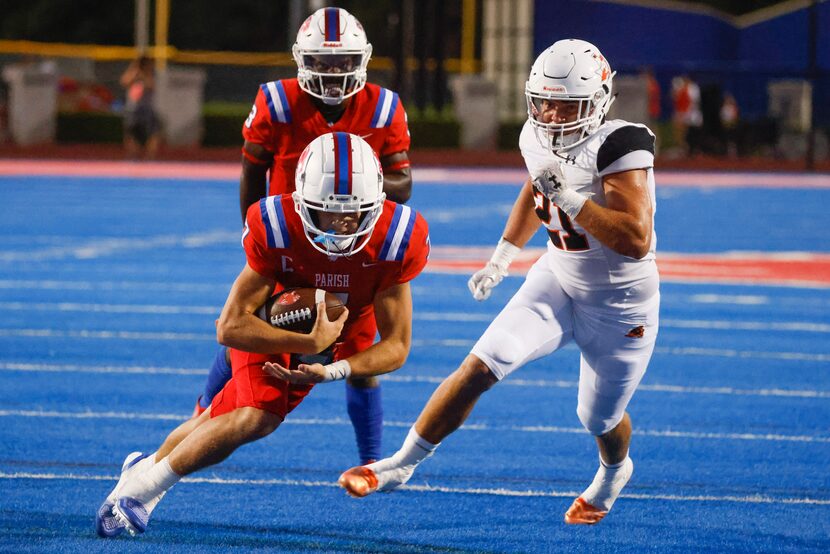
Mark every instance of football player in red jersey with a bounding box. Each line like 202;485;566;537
95;133;430;538
242;6;411;213
194;7;413;467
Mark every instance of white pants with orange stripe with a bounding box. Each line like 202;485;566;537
471;253;660;436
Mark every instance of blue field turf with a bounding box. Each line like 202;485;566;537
1;172;829;553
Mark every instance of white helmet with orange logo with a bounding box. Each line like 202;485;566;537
525;39;616;152
292;8;373;105
293;132;385;257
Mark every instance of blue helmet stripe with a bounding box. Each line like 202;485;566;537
325;8;340;41
335;132;351;195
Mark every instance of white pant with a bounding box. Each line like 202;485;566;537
471;254;660;435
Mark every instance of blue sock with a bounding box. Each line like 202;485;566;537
199;346;232;409
346;383;383;464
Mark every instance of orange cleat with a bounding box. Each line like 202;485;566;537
338;465;379;498
564;497;607;525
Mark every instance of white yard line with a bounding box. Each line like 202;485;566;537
0;409;827;443
2;362;827;399
0;302;219;315
1;327;828;362
0;329;215;340
0;230;239;262
3;301;829;333
0;471;827;506
0;279;227;292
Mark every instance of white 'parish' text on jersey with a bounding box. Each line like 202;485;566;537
519;119;658;293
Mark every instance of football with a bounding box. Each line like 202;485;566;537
257;288;346;334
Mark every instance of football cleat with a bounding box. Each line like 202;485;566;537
338;459;415;497
113;497;150;536
95;451;149;538
111;487;168;537
564;497;607;525
338;466;378;497
111;486;168;536
95;501;124;538
564;456;633;525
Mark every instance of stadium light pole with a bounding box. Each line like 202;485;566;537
461;0;476;74
135;0;149;53
155;0;170;71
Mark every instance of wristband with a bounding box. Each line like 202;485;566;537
554;188;588;219
489;238;522;270
321;359;352;382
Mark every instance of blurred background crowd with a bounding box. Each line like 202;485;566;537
0;0;827;169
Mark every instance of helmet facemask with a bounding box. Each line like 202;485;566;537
293;48;372;105
294;191;384;257
292;8;372;105
526;81;615;152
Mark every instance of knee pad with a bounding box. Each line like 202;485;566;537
480;329;524;367
576;404;620;436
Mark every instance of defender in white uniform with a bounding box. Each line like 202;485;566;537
339;39;659;525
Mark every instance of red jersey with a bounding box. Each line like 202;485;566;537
243;79;410;195
243;195;429;359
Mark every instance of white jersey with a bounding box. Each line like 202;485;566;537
519;119;658;292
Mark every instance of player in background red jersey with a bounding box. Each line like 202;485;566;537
195;7;413;466
95;133;430;538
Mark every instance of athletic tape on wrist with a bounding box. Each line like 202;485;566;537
489;238;521;270
322;359;352;382
555;188;588;219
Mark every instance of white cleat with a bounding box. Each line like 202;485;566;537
95;452;151;538
110;452;151;503
111;490;167;536
338;458;416;498
565;457;634;525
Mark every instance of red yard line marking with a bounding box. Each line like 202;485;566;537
1;160;829;188
426;248;830;288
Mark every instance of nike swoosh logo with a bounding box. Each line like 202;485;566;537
359;133;373;139
362;261;380;267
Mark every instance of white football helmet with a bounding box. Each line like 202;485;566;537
525;39;616;152
292;7;373;105
293;132;386;257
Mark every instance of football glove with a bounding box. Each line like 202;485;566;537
468;238;521;301
532;164;588;219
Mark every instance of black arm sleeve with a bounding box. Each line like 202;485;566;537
596;126;655;174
